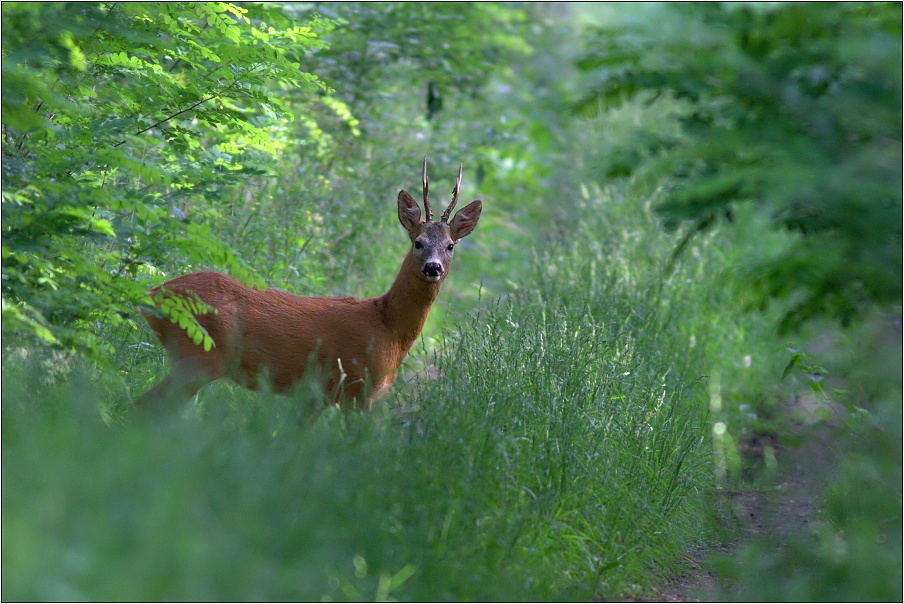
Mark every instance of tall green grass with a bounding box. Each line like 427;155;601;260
3;181;740;600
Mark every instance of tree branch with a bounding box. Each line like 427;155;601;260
112;72;249;148
112;92;218;148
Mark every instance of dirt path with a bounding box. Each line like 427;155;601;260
655;427;836;602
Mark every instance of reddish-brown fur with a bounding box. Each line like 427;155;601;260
134;161;481;411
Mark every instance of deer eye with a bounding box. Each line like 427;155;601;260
447;243;455;252
414;240;423;250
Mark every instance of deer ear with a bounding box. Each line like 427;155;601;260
397;190;421;233
449;200;482;240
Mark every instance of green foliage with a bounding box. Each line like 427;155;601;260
577;3;902;331
298;2;531;127
147;287;218;352
1;2;334;359
576;6;902;600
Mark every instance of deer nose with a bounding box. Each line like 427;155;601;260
423;262;443;278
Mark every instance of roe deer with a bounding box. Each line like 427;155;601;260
134;158;482;411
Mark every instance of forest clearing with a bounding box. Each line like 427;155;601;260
2;3;901;601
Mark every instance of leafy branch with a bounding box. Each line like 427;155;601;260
1;3;333;360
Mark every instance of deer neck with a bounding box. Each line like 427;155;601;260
378;250;443;350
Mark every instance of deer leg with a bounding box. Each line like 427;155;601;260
132;355;222;412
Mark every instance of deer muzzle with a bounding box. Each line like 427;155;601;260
422;261;444;281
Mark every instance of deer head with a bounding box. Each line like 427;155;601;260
397;157;482;283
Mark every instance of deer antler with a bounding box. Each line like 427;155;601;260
422;156;433;222
441;164;463;223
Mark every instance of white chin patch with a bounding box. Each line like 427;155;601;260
423;273;443;283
